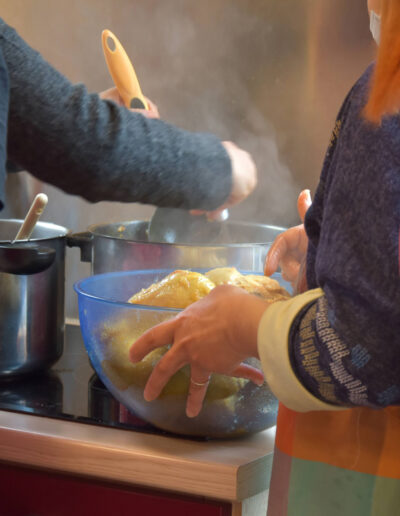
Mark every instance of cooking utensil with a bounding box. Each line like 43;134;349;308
74;269;280;438
13;193;48;241
101;29;229;244
0;219;68;377
102;29;148;109
67;220;286;274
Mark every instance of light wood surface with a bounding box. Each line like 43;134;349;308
0;410;275;502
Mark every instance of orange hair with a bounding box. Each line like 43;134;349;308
364;0;400;123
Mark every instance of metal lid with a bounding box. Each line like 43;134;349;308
0;219;69;243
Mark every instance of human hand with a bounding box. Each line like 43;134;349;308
99;87;160;118
129;285;267;418
191;141;257;221
264;189;311;293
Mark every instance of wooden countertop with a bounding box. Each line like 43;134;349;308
0;409;275;502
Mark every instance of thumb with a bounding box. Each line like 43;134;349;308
264;232;288;276
297;189;312;222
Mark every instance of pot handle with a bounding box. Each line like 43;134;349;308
66;231;93;262
0;244;56;275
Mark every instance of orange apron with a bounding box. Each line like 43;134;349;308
267;404;400;515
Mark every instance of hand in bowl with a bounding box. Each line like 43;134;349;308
264;189;311;294
129;285;267;418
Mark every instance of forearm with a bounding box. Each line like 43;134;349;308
257;290;341;412
1;19;232;209
290;292;400;409
258;288;400;412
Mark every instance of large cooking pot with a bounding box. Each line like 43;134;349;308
0;219;68;377
67;220;285;273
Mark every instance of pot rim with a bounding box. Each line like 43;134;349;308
74;269;182;312
86;220;287;247
0;219;69;243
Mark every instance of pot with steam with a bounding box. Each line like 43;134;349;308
67;220;285;273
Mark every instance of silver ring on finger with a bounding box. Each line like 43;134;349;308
190;377;210;387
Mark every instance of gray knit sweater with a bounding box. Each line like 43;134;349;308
0;18;232;211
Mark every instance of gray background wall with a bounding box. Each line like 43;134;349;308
0;0;374;317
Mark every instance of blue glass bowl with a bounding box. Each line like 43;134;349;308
74;269;284;438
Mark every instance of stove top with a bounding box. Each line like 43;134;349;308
0;324;181;438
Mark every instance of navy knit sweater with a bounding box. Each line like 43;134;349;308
0;19;231;211
291;65;400;408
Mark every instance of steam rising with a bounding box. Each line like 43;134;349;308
0;0;372;319
115;0;304;225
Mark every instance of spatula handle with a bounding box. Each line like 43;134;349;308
102;29;148;110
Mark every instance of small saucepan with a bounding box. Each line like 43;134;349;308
0;219;68;377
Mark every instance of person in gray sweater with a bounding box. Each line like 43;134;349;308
0;18;256;214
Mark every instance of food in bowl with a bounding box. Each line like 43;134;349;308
128;267;290;308
75;269;290;437
102;268;290;400
128;269;216;308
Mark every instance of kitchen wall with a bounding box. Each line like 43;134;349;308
0;0;373;317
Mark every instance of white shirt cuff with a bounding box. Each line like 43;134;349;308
257;289;345;412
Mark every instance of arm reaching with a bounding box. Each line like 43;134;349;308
1;19;232;210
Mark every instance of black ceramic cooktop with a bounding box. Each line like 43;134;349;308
0;324;179;438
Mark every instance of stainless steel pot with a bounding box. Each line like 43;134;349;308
67;220;285;273
0;219;68;377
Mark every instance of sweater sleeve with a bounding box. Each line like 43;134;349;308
0;19;232;210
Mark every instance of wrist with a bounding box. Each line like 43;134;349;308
233;295;269;359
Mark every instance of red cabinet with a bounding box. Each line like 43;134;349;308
0;463;231;516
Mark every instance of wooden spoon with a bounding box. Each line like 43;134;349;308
13;193;48;242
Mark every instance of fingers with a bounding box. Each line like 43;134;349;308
131;97;160;119
293;256;308;295
144;96;160;117
130;108;159;119
130;317;188;403
186;367;211;418
280;259;300;286
186;364;263;418
100;89;160;119
131;316;265;419
221;141;257;206
205;208;229;222
129;317;176;363
189;208;229;222
264;232;289;276
99;87;124;105
231;363;265;385
297;189;312;222
143;350;187;402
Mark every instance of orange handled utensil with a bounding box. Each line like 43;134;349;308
102;29;148;110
